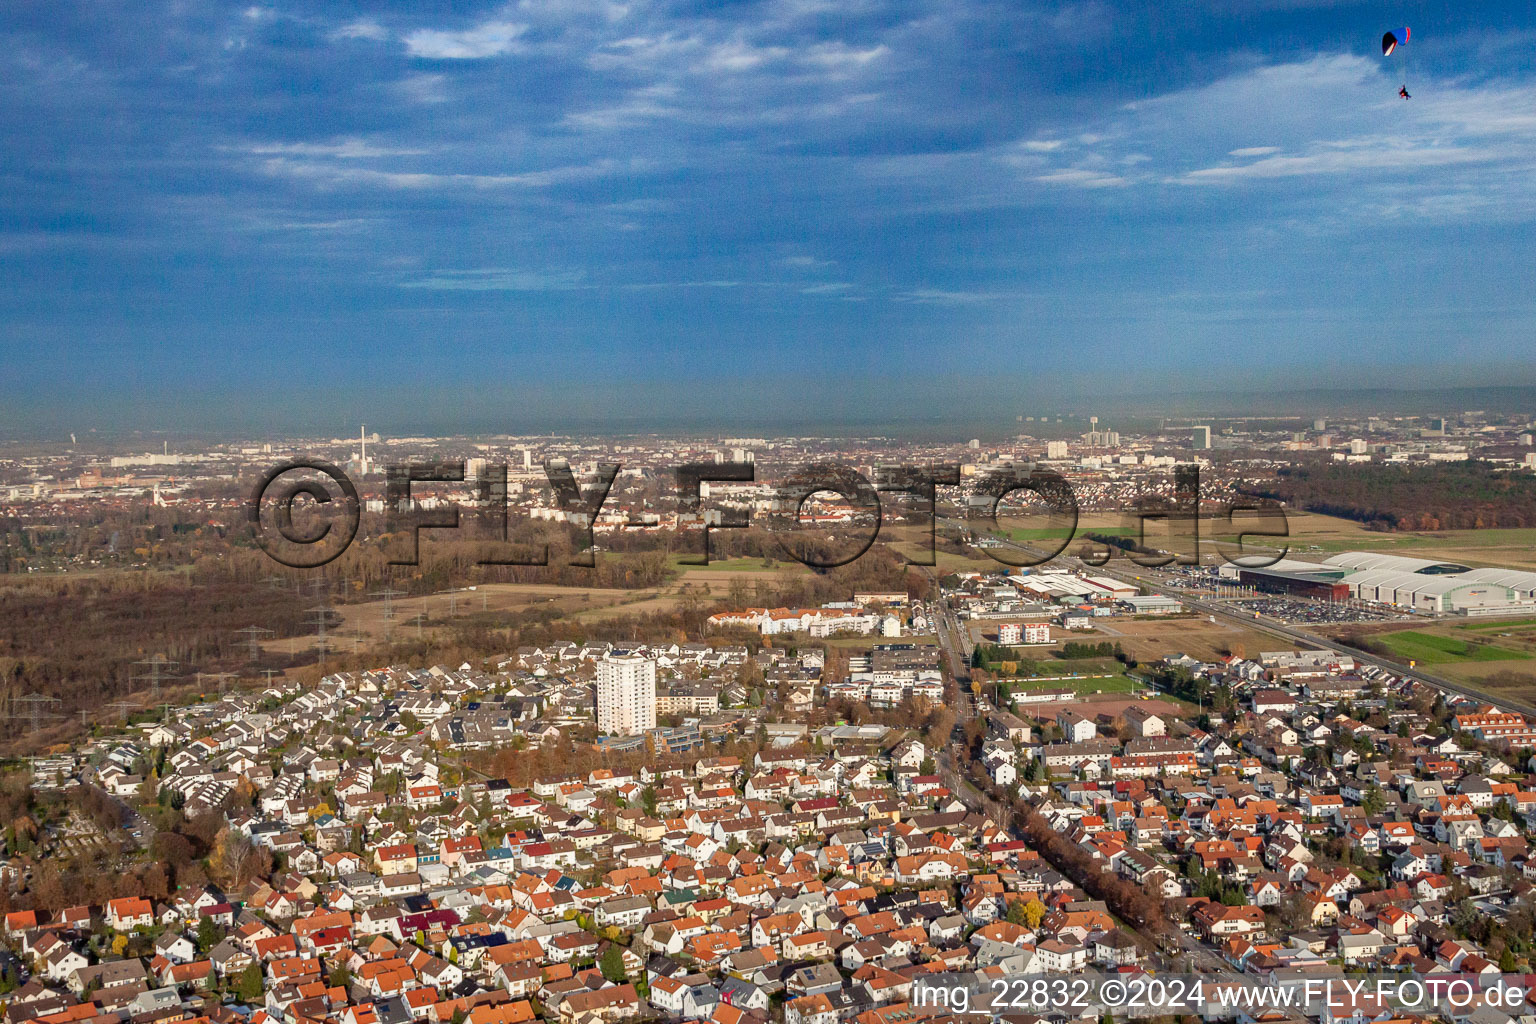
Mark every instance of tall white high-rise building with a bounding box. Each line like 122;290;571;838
596;652;657;736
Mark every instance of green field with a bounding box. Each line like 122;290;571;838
823;635;938;649
1005;675;1140;695
1375;630;1530;665
1458;618;1536;632
1000;525;1136;541
979;655;1123;675
665;554;802;573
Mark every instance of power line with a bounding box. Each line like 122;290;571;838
106;701;139;723
369;587;405;622
132;655;180;703
3;693;64;733
307;606;334;669
234;625;275;662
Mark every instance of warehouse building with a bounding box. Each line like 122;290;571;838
1123;595;1184;614
1008;572;1130;603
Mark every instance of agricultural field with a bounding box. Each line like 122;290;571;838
997;523;1137;543
1323;618;1536;700
1082;615;1276;665
663;554;811;574
1460;617;1536;631
1281;513;1536;571
1373;629;1529;666
262;581;659;654
967;612;1275;666
1017;510;1536;571
1371;619;1536;700
260;556;825;646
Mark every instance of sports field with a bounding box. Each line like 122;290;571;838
1006;675;1140;695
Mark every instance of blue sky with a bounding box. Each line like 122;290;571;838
3;0;1535;435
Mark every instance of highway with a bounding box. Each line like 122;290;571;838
957;522;1536;718
1087;566;1536;719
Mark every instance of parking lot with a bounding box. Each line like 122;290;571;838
1238;596;1404;625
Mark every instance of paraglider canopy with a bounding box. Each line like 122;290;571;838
1382;27;1409;56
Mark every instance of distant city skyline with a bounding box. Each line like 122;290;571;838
3;1;1535;434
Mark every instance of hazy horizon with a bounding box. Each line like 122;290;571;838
6;380;1535;445
4;0;1536;434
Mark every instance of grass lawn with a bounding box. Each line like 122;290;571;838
979;655;1121;675
664;554;801;572
887;545;994;573
1375;630;1530;665
1458;618;1536;631
1005;675;1140;694
822;635;938;649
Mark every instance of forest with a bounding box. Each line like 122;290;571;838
0;532;924;756
1242;459;1536;531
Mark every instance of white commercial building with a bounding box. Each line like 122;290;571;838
1322;552;1524;613
596;652;657;736
1339;572;1515;613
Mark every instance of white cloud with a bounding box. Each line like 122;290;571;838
563;84;680;129
780;255;836;269
622;279;743;290
243;138;427;159
897;289;1007;304
331;19;389;42
471;158;634;187
395;74;450;105
1005;53;1536;225
703;39;789;72
515;0;630;22
801;42;889;70
400;268;587;291
255;156;639;191
259;160;439;188
1178;142;1493;184
1034;168;1128;187
587;33;699;72
403;20;527;59
267;218;378;232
